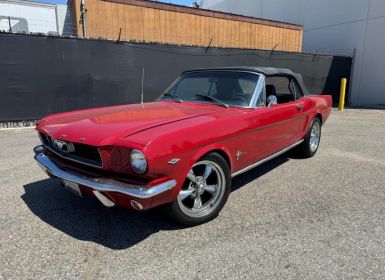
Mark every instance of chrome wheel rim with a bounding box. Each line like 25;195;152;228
310;121;321;152
177;160;226;218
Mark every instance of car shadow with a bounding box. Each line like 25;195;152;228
22;154;291;250
231;154;290;192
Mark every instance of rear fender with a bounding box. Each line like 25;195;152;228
304;95;332;131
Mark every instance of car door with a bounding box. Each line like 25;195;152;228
253;75;306;160
289;77;312;136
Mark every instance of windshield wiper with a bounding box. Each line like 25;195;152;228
195;94;229;108
163;93;184;103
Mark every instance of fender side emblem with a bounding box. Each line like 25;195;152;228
236;150;247;161
168;158;180;165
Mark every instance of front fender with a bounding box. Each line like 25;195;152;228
186;144;234;175
173;143;233;198
150;144;233;208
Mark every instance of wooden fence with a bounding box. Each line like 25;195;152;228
70;0;303;52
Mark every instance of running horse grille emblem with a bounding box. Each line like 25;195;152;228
51;138;75;153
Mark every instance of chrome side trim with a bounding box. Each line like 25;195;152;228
231;140;304;178
34;149;176;199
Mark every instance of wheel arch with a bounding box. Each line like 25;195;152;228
200;149;231;170
166;144;233;202
188;145;234;174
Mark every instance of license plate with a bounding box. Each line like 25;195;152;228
62;179;82;197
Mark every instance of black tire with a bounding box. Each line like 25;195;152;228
166;153;231;226
298;117;322;158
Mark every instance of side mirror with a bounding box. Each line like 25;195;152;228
267;95;278;107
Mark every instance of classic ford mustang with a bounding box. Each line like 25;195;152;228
34;67;332;225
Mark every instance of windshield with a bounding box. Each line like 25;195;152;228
161;71;260;107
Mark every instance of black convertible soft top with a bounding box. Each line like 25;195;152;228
182;66;309;96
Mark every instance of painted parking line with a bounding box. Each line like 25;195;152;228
0;126;36;131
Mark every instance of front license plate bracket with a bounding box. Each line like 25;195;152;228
62;179;82;197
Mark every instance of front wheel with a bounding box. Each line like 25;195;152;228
166;153;231;226
298;117;322;157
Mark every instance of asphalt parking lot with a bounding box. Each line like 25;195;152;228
1;109;385;279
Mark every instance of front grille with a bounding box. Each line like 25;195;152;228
39;132;103;168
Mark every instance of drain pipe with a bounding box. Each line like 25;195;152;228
8;17;12;33
81;0;87;38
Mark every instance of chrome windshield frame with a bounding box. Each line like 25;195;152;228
250;74;266;108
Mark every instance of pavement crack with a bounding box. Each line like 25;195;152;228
84;244;101;280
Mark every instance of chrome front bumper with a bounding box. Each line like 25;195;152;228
34;146;176;199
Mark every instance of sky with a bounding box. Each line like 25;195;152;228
31;0;195;6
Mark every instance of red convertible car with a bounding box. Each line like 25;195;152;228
34;67;332;225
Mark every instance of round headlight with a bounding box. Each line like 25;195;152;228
130;149;147;174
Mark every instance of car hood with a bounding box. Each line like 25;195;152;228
37;102;219;146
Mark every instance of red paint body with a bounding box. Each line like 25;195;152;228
36;95;332;210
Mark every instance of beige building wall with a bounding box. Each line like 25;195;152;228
200;0;385;107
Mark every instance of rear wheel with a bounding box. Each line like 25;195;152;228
298;117;322;157
167;153;231;226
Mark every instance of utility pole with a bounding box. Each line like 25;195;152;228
81;0;87;38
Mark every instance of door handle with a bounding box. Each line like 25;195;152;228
296;104;304;111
